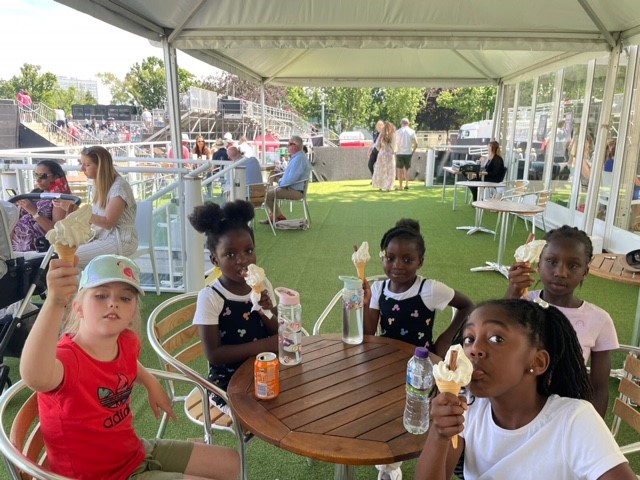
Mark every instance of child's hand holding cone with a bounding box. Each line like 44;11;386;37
433;345;473;448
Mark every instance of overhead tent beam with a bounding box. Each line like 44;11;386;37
264;50;313;85
167;0;207;44
451;50;498;81
263;77;496;88
576;0;617;49
59;0;163;37
501;51;593;83
183;49;263;83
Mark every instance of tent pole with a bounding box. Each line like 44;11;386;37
492;82;503;141
260;81;266;164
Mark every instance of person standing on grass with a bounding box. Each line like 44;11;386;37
20;254;240;480
368;120;385;175
395;118;418;191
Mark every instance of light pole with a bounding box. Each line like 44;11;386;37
321;89;325;140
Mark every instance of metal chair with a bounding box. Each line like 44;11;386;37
609;344;640;457
246;183;275;236
518;190;550;234
493;180;530;239
313;275;387;335
130;200;160;295
146;293;251;479
272;179;311;228
0;369;243;480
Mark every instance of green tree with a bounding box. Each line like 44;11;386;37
436;86;497;125
376;88;425;126
0;63;58;103
329;87;375;131
48;86;96;116
98;56;199;108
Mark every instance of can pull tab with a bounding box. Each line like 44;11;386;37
275;287;300;305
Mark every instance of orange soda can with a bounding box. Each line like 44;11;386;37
254;352;279;400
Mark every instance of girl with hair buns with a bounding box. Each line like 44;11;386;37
189;200;278;413
72;146;138;268
364;218;473;358
416;299;634;480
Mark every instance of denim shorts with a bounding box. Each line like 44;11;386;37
128;438;194;479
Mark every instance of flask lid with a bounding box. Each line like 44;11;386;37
414;346;429;358
338;275;362;290
275;287;300;305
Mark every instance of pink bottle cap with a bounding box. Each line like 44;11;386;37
275;287;300;305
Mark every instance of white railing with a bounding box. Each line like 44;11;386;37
0;144;252;293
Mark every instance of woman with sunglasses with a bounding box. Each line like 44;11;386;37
192;135;212;162
12;160;73;252
73;146;138;268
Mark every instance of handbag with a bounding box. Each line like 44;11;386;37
458;164;480;174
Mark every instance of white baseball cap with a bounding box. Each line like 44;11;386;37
181;133;189;142
223;132;233;141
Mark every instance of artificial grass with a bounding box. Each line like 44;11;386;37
1;179;638;479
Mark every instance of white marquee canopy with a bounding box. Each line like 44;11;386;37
56;0;640;87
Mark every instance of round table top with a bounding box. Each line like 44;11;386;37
227;334;428;465
589;253;640;286
472;199;544;214
455;180;505;188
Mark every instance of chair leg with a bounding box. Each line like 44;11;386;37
303;199;311;225
494;212;501;240
150;250;161;295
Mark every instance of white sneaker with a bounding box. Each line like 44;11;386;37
376;462;403;480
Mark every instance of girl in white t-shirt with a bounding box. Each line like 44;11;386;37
416;299;634;480
506;225;618;417
364;218;473;358
189;200;278;412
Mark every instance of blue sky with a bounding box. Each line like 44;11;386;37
1;0;217;102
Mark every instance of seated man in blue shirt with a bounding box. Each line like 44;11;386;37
261;135;311;223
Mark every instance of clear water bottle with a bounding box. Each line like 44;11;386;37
403;346;434;434
339;275;364;345
275;287;302;365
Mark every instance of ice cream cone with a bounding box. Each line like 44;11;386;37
354;261;366;281
436;379;463;448
54;243;78;263
252;281;265;295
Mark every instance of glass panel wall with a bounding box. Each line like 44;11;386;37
614;47;640;234
548;65;588;226
575;60;608;215
514;80;534;181
529;73;556;191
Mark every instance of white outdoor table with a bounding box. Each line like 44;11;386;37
454;181;505;235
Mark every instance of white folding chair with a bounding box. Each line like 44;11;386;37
130;200;160;295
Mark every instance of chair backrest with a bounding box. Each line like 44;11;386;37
146;293;236;433
135;200;153;249
246;183;267;209
610;345;640;455
0;381;65;480
536;190;551;208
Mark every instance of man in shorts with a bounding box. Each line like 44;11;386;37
395;118;418;190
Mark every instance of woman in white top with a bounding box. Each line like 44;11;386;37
74;146;137;268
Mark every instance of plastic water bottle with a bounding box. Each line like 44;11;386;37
403;346;434;434
339;275;364;345
275;287;302;365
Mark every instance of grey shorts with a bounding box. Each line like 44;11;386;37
396;154;412;169
128;438;194;479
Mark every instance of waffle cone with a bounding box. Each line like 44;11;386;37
54;243;78;263
436;379;463;448
251;281;265;295
354;261;366;281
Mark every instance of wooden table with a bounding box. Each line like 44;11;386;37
469;200;544;277
589;253;640;346
455;181;505;235
227;335;428;480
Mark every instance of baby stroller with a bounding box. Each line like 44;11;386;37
0;193;81;391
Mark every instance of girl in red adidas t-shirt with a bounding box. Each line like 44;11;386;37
21;254;240;480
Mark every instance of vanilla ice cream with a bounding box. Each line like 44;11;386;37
45;204;93;247
244;264;272;318
433;344;473;384
514;239;547;263
352;241;370;280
